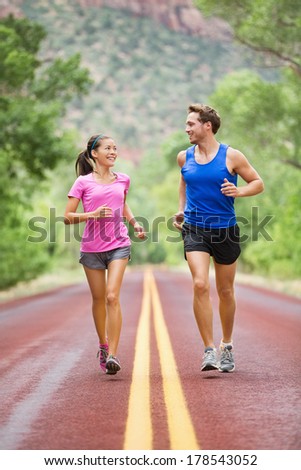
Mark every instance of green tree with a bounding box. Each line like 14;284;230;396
195;0;301;78
195;0;301;170
193;0;301;277
0;15;92;288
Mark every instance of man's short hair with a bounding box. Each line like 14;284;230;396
188;103;221;134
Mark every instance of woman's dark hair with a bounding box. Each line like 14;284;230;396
75;134;110;176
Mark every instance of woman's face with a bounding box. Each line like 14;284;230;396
92;138;117;167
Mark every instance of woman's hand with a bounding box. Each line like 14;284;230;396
92;205;113;218
134;222;146;239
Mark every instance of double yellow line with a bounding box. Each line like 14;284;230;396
123;269;199;450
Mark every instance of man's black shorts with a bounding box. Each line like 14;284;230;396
181;223;241;265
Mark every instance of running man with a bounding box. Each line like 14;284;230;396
174;104;264;372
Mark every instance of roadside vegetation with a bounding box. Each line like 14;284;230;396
0;0;300;289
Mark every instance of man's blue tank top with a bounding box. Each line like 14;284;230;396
181;143;237;228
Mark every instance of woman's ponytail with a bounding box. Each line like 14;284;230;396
75;134;109;176
75;149;95;176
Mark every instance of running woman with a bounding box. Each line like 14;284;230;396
64;134;145;375
173;104;264;372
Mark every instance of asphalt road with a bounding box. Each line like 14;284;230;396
0;268;300;451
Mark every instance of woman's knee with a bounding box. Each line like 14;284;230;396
106;291;119;306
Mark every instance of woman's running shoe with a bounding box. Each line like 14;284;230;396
97;344;109;372
106;355;121;375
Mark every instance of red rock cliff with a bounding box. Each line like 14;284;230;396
0;0;231;40
77;0;231;39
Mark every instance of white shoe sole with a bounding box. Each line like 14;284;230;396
219;365;235;373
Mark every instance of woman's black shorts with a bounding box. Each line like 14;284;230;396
182;223;241;265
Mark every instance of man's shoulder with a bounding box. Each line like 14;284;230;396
177;145;194;167
226;146;246;160
177;149;187;158
177;150;186;167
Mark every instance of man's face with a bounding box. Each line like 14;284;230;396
185;112;206;143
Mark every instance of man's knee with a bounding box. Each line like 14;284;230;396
193;278;210;295
217;286;234;301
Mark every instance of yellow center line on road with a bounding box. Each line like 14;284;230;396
124;269;199;450
149;270;200;450
123;269;152;450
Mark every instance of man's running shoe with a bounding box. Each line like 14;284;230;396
219;345;235;372
201;347;218;371
97;344;108;372
106;355;121;375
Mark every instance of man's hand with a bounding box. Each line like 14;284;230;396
173;211;184;231
221;178;239;197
